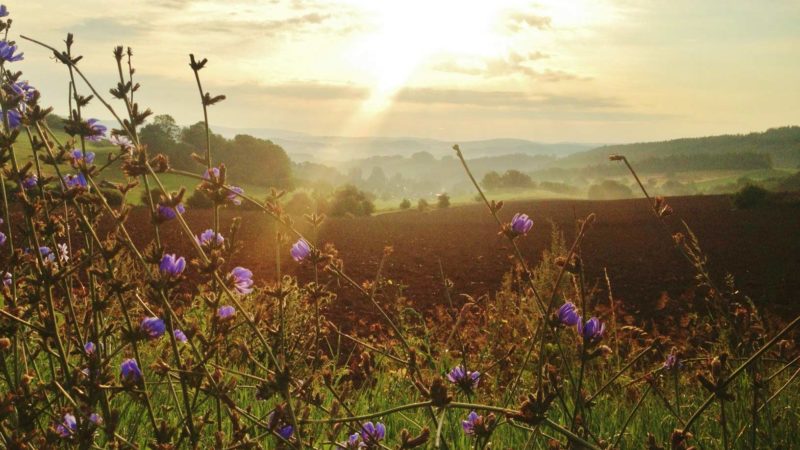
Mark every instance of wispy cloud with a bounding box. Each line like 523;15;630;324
394;87;621;110
246;81;369;100
435;52;581;82
507;12;552;31
184;13;333;36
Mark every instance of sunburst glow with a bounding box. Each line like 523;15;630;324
346;0;520;114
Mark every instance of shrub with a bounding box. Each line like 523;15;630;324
285;191;314;215
100;188;124;207
587;179;634;200
437;192;450;208
732;184;770;209
417;198;429;211
186;190;214;208
140;188;162;206
481;169;535;190
329;184;374;217
776;171;800;192
399;198;411;210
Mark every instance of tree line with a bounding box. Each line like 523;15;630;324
140;115;294;189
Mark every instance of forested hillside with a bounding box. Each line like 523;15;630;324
561;126;800;168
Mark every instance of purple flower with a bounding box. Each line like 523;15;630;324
109;134;133;150
557;302;581;327
38;246;56;263
85;119;107;142
217;305;236;320
447;365;480;392
664;350;682;371
0;5;9;17
510;213;533;235
342;432;361;448
277;425;293;440
0;41;23;63
360;421;386;445
290;238;311;262
140;317;166;339
70;149;95;166
0;231;5;246
120;358;142;382
159;254;186;277
227;186;243;206
462;411;480;435
63;173;88;190
11;81;36;102
173;329;187;343
266;412;294;441
3;109;20;128
229;266;254;295
203;167;220;180
56;413;77;438
157;203;185;221
196;229;224;247
89;413;102;426
84;341;96;355
2;272;11;287
578;317;605;346
22;173;37;190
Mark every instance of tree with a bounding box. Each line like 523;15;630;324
502;170;533;188
140;115;194;170
587;180;633;200
437;192;450;208
481;170;533;190
410;151;435;163
152;114;181;141
365;166;388;192
481;171;502;190
329;185;374;217
732;184;769;209
285;191;314;215
226;134;294;189
399;198;411;209
180;122;228;157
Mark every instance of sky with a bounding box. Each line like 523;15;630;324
6;0;800;143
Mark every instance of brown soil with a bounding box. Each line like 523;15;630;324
124;195;800;323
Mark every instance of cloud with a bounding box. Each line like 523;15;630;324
67;17;152;41
146;0;194;9
240;81;369;100
435;52;581;82
184;13;333;36
507;12;552;32
227;81;620;112
394;87;623;110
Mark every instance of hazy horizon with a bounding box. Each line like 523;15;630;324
8;0;800;144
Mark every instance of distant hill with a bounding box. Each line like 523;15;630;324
561;126;800;168
211;125;597;162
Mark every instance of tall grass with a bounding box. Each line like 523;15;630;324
0;6;797;449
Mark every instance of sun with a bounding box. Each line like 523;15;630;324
327;0;616;142
345;0;517;114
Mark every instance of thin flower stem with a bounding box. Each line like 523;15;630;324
757;365;800;414
188;52;224;437
611;382;652;449
615;155;721;296
682;312;800;433
300;401;434;424
586;342;656;403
